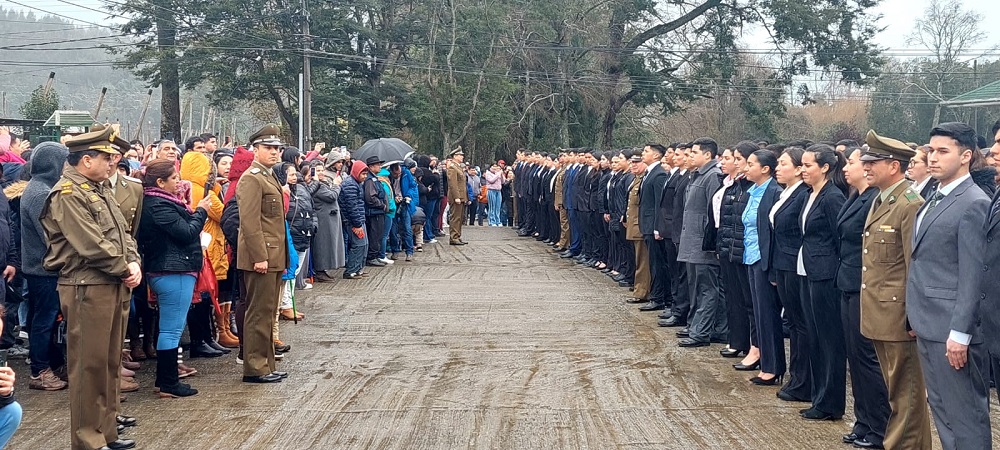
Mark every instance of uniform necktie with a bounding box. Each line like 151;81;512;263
872;196;882;212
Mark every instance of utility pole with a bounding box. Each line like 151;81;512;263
94;87;108;119
134;89;153;141
301;0;312;153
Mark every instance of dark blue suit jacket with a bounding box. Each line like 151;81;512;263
770;183;808;273
754;178;783;273
800;182;847;281
836;188;878;293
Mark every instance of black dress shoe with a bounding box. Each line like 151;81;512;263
637;302;664;311
853;438;884;449
733;360;760;371
206;340;232;354
778;390;811;403
189;342;225;358
103;439;136;450
719;348;744;358
657;311;672;319
800;408;842;421
619;281;634;288
611;274;625;282
271;371;289;379
678;338;709;348
624;297;645;304
117;424;126;434
659;316;685;327
116;415;137;427
243;373;283;383
675;328;690;338
750;375;783;386
842;433;860;444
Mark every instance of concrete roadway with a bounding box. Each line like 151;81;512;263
9;226;1000;448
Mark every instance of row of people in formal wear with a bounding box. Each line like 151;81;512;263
511;119;1000;450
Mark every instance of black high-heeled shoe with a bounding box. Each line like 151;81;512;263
733;359;760;371
719;348;745;358
750;374;783;386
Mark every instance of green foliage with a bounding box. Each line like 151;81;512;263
19;85;60;121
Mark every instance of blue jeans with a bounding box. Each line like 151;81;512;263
345;226;369;274
391;208;414;255
0;401;22;448
487;190;502;225
26;275;65;376
380;215;395;259
148;274;196;350
422;198;440;240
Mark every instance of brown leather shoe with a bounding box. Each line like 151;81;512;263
29;368;68;391
120;376;140;393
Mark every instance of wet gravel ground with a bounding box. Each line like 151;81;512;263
9;226;1000;448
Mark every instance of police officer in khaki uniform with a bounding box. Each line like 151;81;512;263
446;147;469;245
41;124;141;450
625;154;649;301
236;124;290;384
860;130;932;450
553;155;570;251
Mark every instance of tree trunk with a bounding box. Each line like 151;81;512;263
156;11;181;141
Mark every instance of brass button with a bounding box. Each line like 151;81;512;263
863;249;868;254
865;232;870;237
861;283;866;289
892;296;897;301
862;267;867;272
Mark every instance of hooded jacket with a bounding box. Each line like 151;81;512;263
339;161;368;228
179;151;228;279
21;142;68;277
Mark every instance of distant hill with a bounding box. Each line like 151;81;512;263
0;7;161;140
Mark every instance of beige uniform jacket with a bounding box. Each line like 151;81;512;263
625;172;644;241
861;181;924;342
446;161;468;202
41;165;139;285
235;161;290;272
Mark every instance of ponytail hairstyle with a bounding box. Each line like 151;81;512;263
805;144;848;194
781;146;805;167
751;149;778;177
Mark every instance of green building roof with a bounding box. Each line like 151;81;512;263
42;110;96;128
941;79;1000;108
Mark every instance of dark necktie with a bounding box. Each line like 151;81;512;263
991;196;1000;222
872;196;882;212
925;190;944;213
919;190;944;235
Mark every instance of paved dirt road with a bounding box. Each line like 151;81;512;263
9;227;1000;448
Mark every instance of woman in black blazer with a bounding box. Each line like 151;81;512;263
837;148;889;447
768;147;811;402
742;149;785;385
799;144;848;420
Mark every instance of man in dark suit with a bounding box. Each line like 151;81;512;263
907;122;991;450
637;144;669;311
656;147;684;326
663;146;693;326
980;119;1000;401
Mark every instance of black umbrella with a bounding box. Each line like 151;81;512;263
353;138;415;165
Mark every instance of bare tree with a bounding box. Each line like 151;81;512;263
907;0;996;124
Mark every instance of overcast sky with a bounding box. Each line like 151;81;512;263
4;0;1000;58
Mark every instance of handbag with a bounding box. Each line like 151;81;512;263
193;252;222;316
